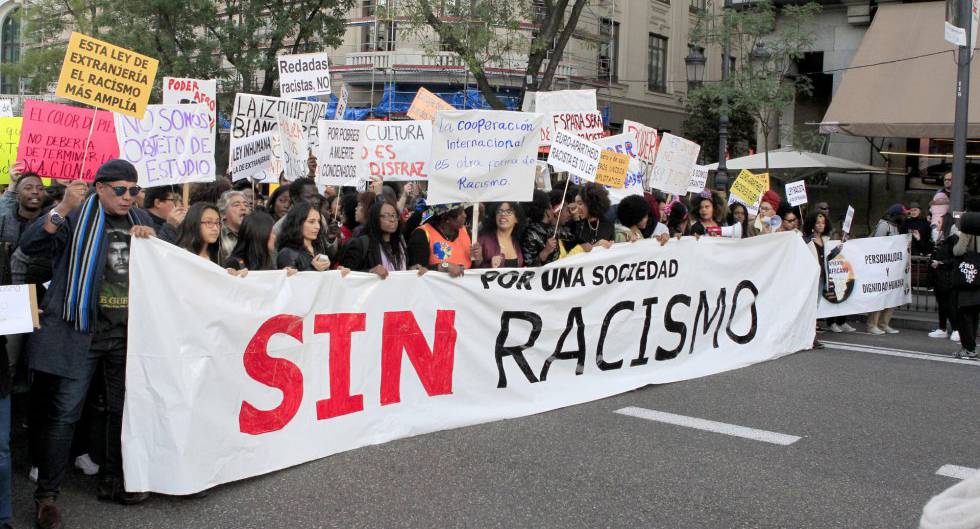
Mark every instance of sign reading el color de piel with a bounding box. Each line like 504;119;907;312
55;32;159;119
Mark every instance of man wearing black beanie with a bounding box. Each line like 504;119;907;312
19;159;156;528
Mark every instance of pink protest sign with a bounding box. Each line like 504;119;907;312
17;100;119;182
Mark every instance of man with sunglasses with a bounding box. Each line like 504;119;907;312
19;160;156;529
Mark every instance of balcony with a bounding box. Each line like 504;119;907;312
344;50;576;78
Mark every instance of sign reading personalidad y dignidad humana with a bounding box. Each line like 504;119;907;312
123;232;819;495
56;32;159;118
426;110;543;204
114;104;215;188
816;234;911;318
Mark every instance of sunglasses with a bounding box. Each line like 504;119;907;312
105;184;141;197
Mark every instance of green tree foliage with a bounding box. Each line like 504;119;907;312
682;93;755;165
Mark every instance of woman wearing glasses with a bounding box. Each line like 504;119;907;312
339;199;420;278
476;202;525;268
175;202;221;263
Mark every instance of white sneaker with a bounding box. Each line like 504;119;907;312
928;329;949;339
840;323;856;332
74;453;99;476
29;466;37;483
868;325;885;335
830;324;843;333
882;325;900;334
951;331;961;342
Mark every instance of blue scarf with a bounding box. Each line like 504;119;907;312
63;195;142;332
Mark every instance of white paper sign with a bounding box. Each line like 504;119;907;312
622;120;659;164
232;93;330;148
569;133;645;204
548;129;600;183
229;131;275;183
785;180;808;207
688;164;709;193
334;85;349;120
358;121;432;182
162;78;217;150
816;235;911;318
842;205;855;234
276;52;331;99
531;90;603;146
0;99;13;118
428;110;543;204
649;133;700;195
316;120;361;187
0;285;34;335
277;114;309;181
113;104;215;188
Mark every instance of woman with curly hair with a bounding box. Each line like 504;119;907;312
569;182;614;250
477;202;526;268
689;193;726;237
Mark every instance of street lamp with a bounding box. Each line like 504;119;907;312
684;47;706;90
749;41;771;70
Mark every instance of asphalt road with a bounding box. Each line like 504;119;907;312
10;328;980;529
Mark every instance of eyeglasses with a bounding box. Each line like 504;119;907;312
201;220;221;227
107;185;141;197
496;209;515;217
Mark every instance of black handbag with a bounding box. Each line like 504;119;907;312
954;252;980;289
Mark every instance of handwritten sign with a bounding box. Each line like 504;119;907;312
843;205;855;235
428;110;543;204
316;121;361;187
114;104;214;188
407;87;454;121
649;133;700;195
334;85;349;120
17;100;119;182
730;169;769;207
232;93;329;148
622;120;658;164
0;284;35;335
530;89;603;146
547;129;600;183
229;131;275;183
593;133;645;204
163;77;217;149
687;164;709;193
785;180;808;207
277;52;331;99
595;150;629;188
0;100;12;118
0;118;20;185
314;120;431;185
276;114;308;181
55;32;158;118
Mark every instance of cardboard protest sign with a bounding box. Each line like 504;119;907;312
688;164;709;193
547;129;600;183
18;100;119;182
334;85;349;120
649;133;700;195
843;205;855;234
229;131;275;183
622;120;658;164
114;104;215;188
55;32;158;118
316;120;361;187
276;52;331;99
0;284;36;335
730;169;769;207
163;77;217;149
428;110;543;204
358;121;431;182
785;180;808;207
407;87;455;121
0;100;12;118
595;150;629;188
531;89;604;146
232;93;329;148
276;114;308;181
530;89;596;112
0;118;20;185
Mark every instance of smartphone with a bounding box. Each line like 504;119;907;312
315;254;329;263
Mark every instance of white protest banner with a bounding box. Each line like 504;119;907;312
427;110;543;204
0;99;12;118
622;120;659;164
334;85;349;120
569;133;645;204
0;284;35;335
276;52;331;99
649;133;700;195
688;164;709;193
786;180;808;207
124;232;818;495
162;77;217;149
316;120;360;187
842;205;855;235
277;114;309;181
816;234;911;318
113;104;214;188
532;89;603;146
232;93;329;148
228;131;275;183
547;129;600;183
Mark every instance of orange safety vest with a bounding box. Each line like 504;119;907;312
421;224;472;268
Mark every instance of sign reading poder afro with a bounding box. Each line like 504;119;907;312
277;52;331;99
56;32;159;118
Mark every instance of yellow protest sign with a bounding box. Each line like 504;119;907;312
595;150;630;188
55;32;159;118
0;117;19;185
406;87;455;122
729;169;769;206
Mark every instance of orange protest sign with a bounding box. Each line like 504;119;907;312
595;150;630;188
406;87;455;121
55;32;159;118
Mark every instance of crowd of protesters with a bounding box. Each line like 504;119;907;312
0;156;973;529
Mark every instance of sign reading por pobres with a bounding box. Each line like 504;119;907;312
427;110;543;204
816;234;911;318
649;133;700;195
316;120;360;187
17;100;119;182
406;87;455;122
232;93;330;148
547;129;600;183
114;104;215;188
229;131;275;183
55;32;159;118
123;232;819;495
277;52;331;99
162;77;217;148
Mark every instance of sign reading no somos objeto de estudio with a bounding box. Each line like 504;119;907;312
114;104;215;188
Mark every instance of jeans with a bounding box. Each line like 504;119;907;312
0;396;10;524
32;346;126;500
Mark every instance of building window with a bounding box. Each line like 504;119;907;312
723;54;736;74
363;20;396;52
598;18;619;82
0;10;19;94
648;33;667;92
689;0;706;12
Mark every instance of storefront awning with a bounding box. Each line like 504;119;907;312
819;1;980;138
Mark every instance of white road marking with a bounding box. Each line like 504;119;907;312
936;464;978;480
821;341;979;366
614;406;801;446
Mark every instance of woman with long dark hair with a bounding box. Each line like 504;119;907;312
276;202;331;272
175;202;221;264
726;202;750;239
266;185;291;221
689;194;726;237
225;211;278;271
569;182;614;250
340;200;422;278
477;202;525;268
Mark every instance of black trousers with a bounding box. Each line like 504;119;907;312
936;288;957;332
957;305;980;352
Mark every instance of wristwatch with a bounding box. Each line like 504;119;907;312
440;262;450;272
49;210;66;227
